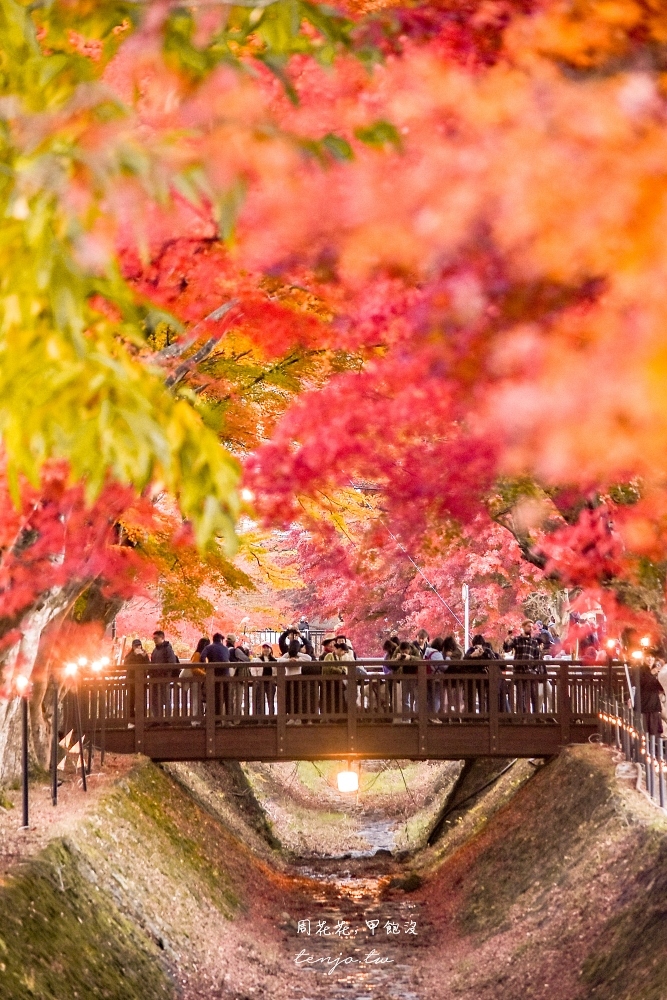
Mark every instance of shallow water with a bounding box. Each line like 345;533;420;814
288;818;423;999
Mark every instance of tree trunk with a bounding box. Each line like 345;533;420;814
0;591;70;783
0;697;22;786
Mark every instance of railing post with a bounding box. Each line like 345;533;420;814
348;663;358;756
658;737;666;809
559;662;571;746
100;685;106;767
276;665;286;758
418;662;427;756
206;666;215;758
51;679;59;807
649;735;656;802
489;662;499;754
632;664;643;736
74;680;87;792
21;694;29;828
135;665;145;755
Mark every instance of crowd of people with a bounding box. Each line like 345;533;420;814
122;620;667;733
123;627;358;676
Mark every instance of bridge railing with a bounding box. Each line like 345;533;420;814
599;697;667;811
75;660;627;735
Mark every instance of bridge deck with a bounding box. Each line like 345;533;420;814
74;660;624;761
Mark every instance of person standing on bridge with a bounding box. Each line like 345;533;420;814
461;635;491;715
320;635;336;660
201;633;232;718
507;621;541;661
639;655;664;737
442;635;463;661
125;638;149;668
251;643;277;717
281;639;312;717
424;637;444;717
191;636;209;664
151;630;179;669
201;633;231;669
149;630;179;718
415;629;429;658
255;643;277;672
225;634;240;661
151;630;179;680
279;625;306;656
507;621;544;714
124;639;149;721
335;633;356;659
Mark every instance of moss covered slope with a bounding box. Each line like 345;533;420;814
417;746;667;1000
0;760;288;1000
0;840;173;1000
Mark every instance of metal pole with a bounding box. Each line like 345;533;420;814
51;680;59;807
86;682;95;776
74;683;87;793
21;696;29;829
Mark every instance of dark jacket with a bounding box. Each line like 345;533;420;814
640;667;664;714
278;629;309;655
301;661;323;675
201;641;230;663
461;649;489;674
537;628;552;651
124;648;149;684
257;653;276;676
125;649;149;665
150;641;178;664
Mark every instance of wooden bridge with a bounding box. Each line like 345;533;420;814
74;660;626;762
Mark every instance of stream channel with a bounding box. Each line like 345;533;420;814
285;817;426;1000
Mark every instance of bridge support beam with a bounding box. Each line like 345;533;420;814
347;663;357;755
135;669;144;754
418;665;427;755
277;666;286;758
560;662;571;746
206;669;215;758
489;662;499;754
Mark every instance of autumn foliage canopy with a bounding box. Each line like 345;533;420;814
2;0;667;682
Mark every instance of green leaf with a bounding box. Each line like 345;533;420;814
354;120;402;150
321;133;353;162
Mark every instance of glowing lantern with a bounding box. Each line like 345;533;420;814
77;657;88;667
337;769;359;793
15;674;29;695
606;639;616;650
631;650;643;661
640;636;651;648
64;662;78;677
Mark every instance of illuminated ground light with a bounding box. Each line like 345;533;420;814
337;769;359;793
